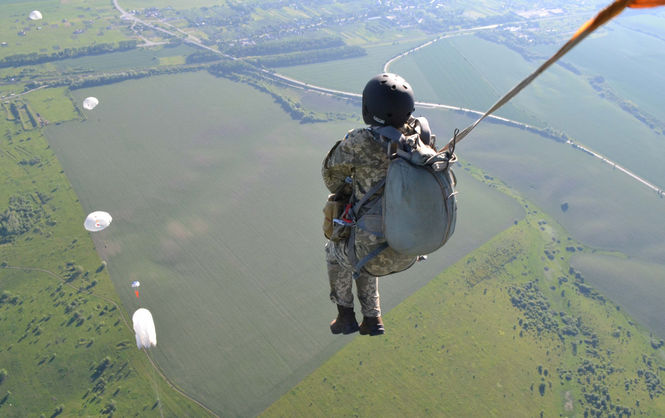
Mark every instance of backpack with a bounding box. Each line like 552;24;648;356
348;117;458;276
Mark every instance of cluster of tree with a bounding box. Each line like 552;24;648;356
557;358;639;416
568;267;606;303
0;291;20;305
67;65;201;90
0;195;42;243
243;77;329;123
509;281;561;336
557;61;582;75
588;76;665;135
639;369;664;398
248;45;365;67
5;101;38;130
207;62;335;123
185;51;223;64
183;2;253;29
222;36;344;57
476;30;543;62
0;41;137;69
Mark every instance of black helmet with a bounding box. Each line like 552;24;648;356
362;73;415;127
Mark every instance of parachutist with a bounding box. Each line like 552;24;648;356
323;73;424;337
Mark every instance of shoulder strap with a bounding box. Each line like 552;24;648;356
351;177;385;218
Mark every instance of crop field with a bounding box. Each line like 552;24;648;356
0;0;128;59
571;253;665;338
19;86;79;123
460;121;665;262
45;71;525;416
567;14;665;123
50;44;198;73
264;184;665;417
0;104;212;416
390;35;537;125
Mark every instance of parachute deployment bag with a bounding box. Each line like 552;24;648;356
350;119;457;275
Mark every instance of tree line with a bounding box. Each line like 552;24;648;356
221;36;345;57
0;41;137;69
247;45;365;67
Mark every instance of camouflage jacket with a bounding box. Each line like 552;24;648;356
322;126;416;277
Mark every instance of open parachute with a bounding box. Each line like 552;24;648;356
131;281;140;298
29;10;42;21
82;97;99;110
84;211;112;232
132;308;157;349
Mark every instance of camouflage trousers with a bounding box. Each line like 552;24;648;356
325;240;380;317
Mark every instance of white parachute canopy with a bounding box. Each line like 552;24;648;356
29;10;43;20
132;308;157;349
131;281;140;288
82;96;99;110
84;211;112;232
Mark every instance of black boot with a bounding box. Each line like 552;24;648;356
330;304;359;335
359;316;385;336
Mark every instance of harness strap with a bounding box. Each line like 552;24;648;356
351;178;385;218
352;243;389;279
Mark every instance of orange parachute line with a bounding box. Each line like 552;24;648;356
573;0;665;40
629;0;665;7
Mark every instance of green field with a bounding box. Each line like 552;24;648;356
0;0;129;59
50;44;198;73
264;186;665;417
43;71;525;415
0;93;213;416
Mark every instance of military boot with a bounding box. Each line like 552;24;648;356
359;316;385;336
330;304;359;335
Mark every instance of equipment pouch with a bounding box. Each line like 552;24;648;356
323;194;351;241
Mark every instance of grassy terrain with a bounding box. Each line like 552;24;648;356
19;86;79;123
0;0;129;59
0;88;214;416
263;171;665;417
571;253;665;339
43;71;525;416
